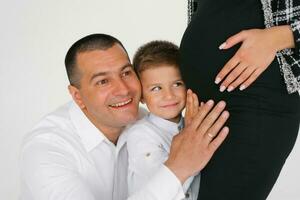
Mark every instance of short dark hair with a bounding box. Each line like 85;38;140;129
65;33;127;88
133;40;180;76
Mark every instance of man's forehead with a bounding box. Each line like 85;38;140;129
77;46;130;71
78;44;127;59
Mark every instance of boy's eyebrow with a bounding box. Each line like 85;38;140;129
147;83;161;88
90;63;133;82
145;78;184;88
171;78;185;84
174;78;184;81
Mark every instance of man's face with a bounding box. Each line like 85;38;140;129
69;44;141;134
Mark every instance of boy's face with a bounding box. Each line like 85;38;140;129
140;65;186;123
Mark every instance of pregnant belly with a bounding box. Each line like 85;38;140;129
179;31;239;101
180;0;265;101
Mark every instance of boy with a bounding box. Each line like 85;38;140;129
126;41;201;200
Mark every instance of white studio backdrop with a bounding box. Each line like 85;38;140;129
0;0;299;199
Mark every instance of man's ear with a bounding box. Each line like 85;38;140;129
68;85;85;109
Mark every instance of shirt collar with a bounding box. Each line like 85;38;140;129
69;101;108;152
147;113;184;136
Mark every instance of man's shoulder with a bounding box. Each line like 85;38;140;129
22;101;79;149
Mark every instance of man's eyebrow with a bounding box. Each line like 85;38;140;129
90;63;133;82
121;63;133;70
90;72;107;82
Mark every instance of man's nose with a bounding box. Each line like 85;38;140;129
113;79;130;96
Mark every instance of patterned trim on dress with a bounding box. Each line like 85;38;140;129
260;0;300;93
188;0;193;24
188;0;196;24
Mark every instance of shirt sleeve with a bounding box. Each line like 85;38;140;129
126;125;187;200
127;165;186;200
20;133;96;200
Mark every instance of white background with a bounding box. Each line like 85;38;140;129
0;0;299;199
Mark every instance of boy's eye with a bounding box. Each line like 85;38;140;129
151;86;161;92
96;79;108;85
174;81;184;87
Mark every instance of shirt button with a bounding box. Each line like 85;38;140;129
185;193;190;198
145;152;151;157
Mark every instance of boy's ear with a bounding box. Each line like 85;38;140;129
68;85;86;109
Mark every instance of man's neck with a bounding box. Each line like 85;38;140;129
97;125;123;145
82;110;123;145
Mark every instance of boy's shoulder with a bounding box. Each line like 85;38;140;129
127;114;155;133
125;114;162;142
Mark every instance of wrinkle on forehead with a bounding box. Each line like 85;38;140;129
76;45;131;80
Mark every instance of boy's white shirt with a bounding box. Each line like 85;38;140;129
126;113;201;200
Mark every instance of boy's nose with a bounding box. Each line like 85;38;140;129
164;89;175;100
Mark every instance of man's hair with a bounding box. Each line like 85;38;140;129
65;33;127;88
133;40;180;77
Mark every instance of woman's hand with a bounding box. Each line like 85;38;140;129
215;26;294;92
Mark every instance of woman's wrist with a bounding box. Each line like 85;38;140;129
267;25;295;51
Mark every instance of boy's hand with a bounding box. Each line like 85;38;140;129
184;89;200;126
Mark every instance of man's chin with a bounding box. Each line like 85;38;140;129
116;113;138;126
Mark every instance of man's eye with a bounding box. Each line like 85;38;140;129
151;86;161;92
122;70;131;77
96;79;108;85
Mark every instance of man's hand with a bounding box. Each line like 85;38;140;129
165;98;229;183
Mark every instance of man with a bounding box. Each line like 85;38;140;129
20;34;229;200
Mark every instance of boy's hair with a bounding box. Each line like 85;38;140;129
133;40;180;76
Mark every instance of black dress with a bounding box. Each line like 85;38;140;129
180;0;300;199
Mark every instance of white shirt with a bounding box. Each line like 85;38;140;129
126;113;201;200
20;101;185;200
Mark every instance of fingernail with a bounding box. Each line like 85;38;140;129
239;85;246;91
217;101;226;108
227;86;234;92
215;77;221;84
207;99;214;106
223;126;229;133
200;102;204;106
219;85;226;92
222;110;229;118
219;42;227;50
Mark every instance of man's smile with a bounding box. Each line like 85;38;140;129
109;98;133;108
